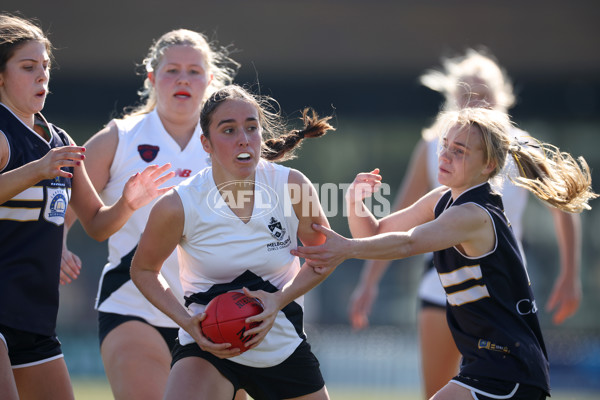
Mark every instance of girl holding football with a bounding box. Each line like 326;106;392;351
132;84;336;400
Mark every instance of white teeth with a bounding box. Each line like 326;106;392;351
237;153;251;159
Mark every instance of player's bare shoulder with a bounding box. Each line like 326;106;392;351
415;186;449;216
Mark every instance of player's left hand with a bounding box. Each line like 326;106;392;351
291;224;351;274
122;163;175;211
546;273;581;325
241;287;279;350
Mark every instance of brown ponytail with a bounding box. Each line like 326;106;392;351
262;108;334;161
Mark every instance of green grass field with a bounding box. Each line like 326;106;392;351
72;378;600;400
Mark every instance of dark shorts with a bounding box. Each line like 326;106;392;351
171;339;325;400
0;323;63;368
453;374;548;400
98;311;179;352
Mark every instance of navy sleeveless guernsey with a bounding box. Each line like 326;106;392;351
433;182;550;394
0;104;72;336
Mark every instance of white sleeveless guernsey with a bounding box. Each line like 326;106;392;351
419;127;529;306
95;110;209;327
175;160;304;368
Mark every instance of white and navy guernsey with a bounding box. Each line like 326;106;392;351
0;103;72;336
175;160;305;368
433;182;550;395
95;110;209;327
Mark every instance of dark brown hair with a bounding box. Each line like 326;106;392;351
200;85;335;162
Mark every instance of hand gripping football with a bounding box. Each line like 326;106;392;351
201;291;264;353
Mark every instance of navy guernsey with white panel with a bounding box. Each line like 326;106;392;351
0;103;72;336
433;182;550;394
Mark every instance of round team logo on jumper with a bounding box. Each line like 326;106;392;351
138;144;160;162
44;187;68;226
206;180;279;220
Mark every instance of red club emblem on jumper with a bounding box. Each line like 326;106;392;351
138;144;159;162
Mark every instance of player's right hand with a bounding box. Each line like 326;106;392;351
189;313;242;359
345;168;383;204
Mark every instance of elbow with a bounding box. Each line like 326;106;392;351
78;217;111;242
130;255;154;293
85;228;110;242
130;266;140;288
94;233;110;242
130;259;144;290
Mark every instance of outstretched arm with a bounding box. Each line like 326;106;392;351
546;208;582;324
68;160;174;242
349;138;432;329
293;194;491;271
244;169;333;347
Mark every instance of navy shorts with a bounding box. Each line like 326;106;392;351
98;312;179;352
171;339;325;400
0;323;63;368
453;374;548;399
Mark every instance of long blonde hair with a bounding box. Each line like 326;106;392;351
126;29;239;117
436;108;596;213
420;48;515;115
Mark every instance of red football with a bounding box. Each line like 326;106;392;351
201;291;264;353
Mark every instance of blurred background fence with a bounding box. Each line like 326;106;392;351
3;1;600;397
